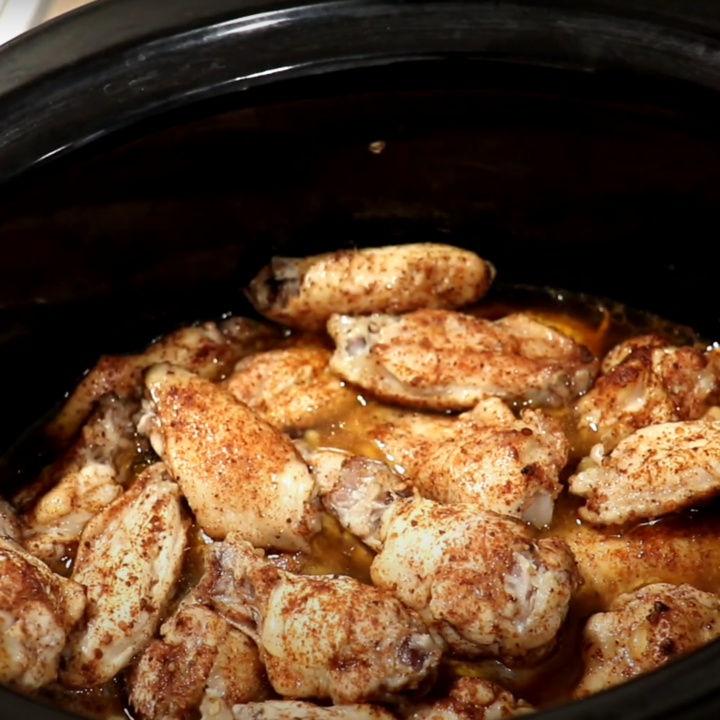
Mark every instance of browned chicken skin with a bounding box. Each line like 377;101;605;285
10;240;720;716
328;310;598;411
226;344;357;432
45;318;279;446
0;537;86;691
246;244;495;332
20;395;142;571
575;583;720;697
576;335;720;451
570;420;720;525
140;364;321;550
312;450;580;662
62;464;188;688
563;517;720;610
198;534;443;705
368;398;568;527
128;598;267;720
372;499;580;662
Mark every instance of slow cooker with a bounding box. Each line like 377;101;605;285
2;0;720;718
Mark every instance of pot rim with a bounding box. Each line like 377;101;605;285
3;0;720;183
1;1;720;718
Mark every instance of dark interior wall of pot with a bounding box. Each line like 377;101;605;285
2;60;720;464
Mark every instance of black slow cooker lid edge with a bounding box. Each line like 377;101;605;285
6;0;720;184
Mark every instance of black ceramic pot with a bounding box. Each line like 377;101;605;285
2;0;720;718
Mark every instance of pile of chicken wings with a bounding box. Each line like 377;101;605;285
2;243;720;720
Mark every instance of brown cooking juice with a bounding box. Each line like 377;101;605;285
6;284;720;717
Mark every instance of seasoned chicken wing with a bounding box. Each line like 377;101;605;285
62;463;188;687
226;344;357;431
600;335;670;374
315;453;578;661
46;318;280;445
233;701;397;720
569;420;720;525
369;398;568;527
0;537;85;690
198;535;443;704
246;244;495;332
562;516;720;610
21;395;141;570
373;499;579;661
128;599;267;720
576;335;720;451
314;448;578;659
575;583;720;697
140;364;321;550
402;677;534;720
328;310;598;411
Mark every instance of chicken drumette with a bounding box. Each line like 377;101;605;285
139;364;321;550
312;449;580;662
62;463;188;687
246;244;495;332
328;310;598;411
197;534;443;704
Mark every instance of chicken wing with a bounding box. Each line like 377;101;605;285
576;335;720;451
62;463;188;687
327;310;598;411
314;448;579;659
140;364;321;550
128;598;267;720
0;537;85;690
226;344;357;431
569;420;720;525
600;334;670;373
198;534;443;704
575;583;720;697
369;398;568;527
21;395;141;570
245;244;495;332
233;701;397;720
402;677;534;720
563;516;720;610
373;499;579;661
315;450;578;662
46;318;280;446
